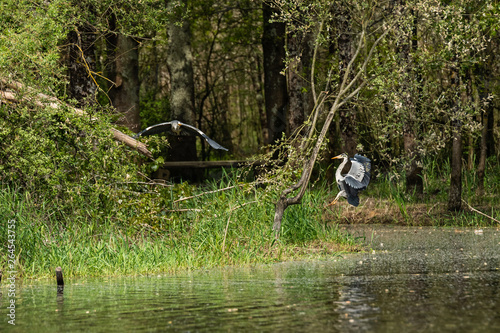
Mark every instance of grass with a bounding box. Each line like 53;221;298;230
324;156;500;227
1;156;498;280
0;175;358;280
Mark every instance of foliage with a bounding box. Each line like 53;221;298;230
0;174;358;279
357;0;499;167
0;0;500;279
0;0;72;89
0;103;143;217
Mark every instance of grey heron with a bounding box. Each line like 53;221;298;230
134;120;228;151
327;153;371;207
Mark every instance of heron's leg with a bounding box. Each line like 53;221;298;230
325;192;343;207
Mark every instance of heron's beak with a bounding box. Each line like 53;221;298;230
331;154;343;160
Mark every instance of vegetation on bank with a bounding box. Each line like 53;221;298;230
1;154;498;279
0;176;357;279
1;0;499;280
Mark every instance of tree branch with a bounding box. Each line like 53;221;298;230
272;16;394;237
0;78;152;158
462;200;500;224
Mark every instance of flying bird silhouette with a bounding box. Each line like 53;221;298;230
134;120;228;151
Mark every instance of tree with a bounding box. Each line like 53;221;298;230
399;6;424;195
447;67;463;211
334;5;358;158
286;24;314;137
262;3;287;145
65;21;97;106
107;33;141;133
271;1;396;236
166;0;198;164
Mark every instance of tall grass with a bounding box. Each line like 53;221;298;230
2;155;498;280
0;175;357;280
365;155;500;226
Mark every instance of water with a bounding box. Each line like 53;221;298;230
1;226;499;332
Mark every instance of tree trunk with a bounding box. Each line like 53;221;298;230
66;24;97;107
448;116;462;211
337;10;358;158
404;138;423;195
166;3;198;174
262;3;287;145
476;110;488;196
109;35;141;133
327;6;357;171
287;29;314;137
469;70;486;196
403;9;423;195
447;66;463;211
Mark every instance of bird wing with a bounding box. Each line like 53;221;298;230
344;154;371;189
353;154;371;170
180;123;228;151
339;179;360;206
134;122;173;137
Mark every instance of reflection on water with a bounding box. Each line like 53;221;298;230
1;226;499;332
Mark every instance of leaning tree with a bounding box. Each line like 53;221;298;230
269;0;405;237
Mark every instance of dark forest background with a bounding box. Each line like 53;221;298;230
1;0;499;212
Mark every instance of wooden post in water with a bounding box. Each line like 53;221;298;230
56;267;64;294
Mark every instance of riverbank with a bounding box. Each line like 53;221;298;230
0;181;359;280
1;163;498;280
324;198;499;226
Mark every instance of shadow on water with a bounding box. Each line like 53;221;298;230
1;226;499;332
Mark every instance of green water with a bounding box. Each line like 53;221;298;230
1;226;499;332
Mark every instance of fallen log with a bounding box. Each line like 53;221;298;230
0;78;152;158
112;128;152;158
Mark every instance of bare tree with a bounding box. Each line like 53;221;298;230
273;17;392;236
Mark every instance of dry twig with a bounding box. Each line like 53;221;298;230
462;200;500;224
173;184;246;204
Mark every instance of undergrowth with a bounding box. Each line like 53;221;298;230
0;173;358;279
359;155;500;227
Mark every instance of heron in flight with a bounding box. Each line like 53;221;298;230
134;120;228;151
326;153;371;207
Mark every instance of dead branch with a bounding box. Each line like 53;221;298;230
173;183;246;204
111;128;152;158
462;200;500;224
0;78;152;158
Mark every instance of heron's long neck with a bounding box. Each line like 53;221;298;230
336;157;348;181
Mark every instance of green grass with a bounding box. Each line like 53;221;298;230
0;176;358;280
1;156;498;280
363;156;500;227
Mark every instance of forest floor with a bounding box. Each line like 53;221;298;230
323;197;500;227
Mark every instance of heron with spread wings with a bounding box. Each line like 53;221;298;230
134;120;228;151
326;153;371;207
